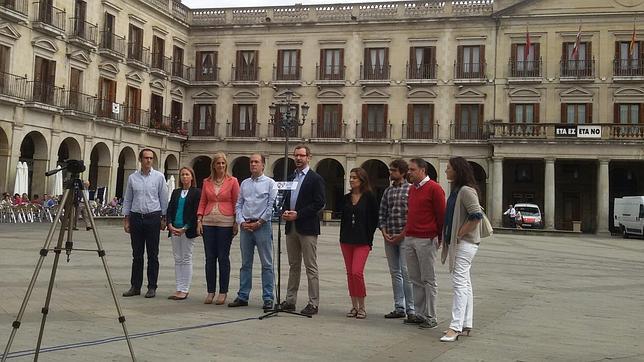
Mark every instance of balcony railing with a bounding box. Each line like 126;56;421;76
69;18;97;44
360;64;391;80
268;121;301;138
509;59;542;78
32;1;65;31
232;66;259;81
171;62;190;79
127;43;150;66
273;65;301;81
311;121;345;139
26;80;63;107
123;106;149;126
560;59;595;78
316;65;346;81
0;71;27;99
65;90;96;114
227;121;258;137
96;99;123;121
402;122;437;140
450;122;486;140
455;62;486;79
192;119;217;137
151;53;172;74
99;31;126;57
407;63;437;80
189;66;219;82
1;0;28;15
613;59;644;77
610;124;644;139
356;121;391;140
488;122;546;139
149;114;170;131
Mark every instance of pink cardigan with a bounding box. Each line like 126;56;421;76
197;177;240;218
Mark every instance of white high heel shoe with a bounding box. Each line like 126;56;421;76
440;330;460;342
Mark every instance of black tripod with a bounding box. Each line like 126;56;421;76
1;160;136;361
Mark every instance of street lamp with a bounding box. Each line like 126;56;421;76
268;89;309;182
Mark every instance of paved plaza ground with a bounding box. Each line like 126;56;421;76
0;223;643;361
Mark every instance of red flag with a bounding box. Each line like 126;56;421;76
525;25;532;60
629;22;637;57
571;24;582;60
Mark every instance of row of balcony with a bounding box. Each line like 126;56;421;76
190;120;644;141
0;71;187;136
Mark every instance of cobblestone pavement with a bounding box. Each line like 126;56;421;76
0;223;643;361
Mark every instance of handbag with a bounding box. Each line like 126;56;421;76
480;210;493;238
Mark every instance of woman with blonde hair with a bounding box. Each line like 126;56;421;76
167;166;201;300
197;153;240;305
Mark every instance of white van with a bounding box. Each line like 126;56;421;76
614;196;644;238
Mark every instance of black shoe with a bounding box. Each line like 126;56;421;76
144;288;156;298
300;304;318;316
418;318;438;329
279;301;296;311
228;298;248;307
86;226;93;231
403;315;424;325
122;288;140;297
263;300;274;311
72;227;79;231
384;310;406;319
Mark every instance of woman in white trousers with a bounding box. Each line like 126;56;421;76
167;167;201;300
441;157;482;342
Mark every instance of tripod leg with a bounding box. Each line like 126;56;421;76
34;189;77;360
1;189;70;362
81;191;137;361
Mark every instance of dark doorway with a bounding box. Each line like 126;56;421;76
316;158;345;216
272;157;295;181
360;159;389;203
192;156;211;188
232;156;251;183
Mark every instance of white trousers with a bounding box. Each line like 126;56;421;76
171;234;195;293
449;241;479;332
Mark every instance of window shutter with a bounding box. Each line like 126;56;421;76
614;103;620;124
562;43;568;61
252;104;257;134
534;43;540;60
235;51;242;71
34;57;43;82
296;49;301;78
361;104;368;125
0;46;7;72
232;104;239;132
364;48;369;68
407;104;414;127
586;42;592;61
615;42;620;62
109;80;116;102
319;49;324;74
383;103;389;123
509;103;516;123
47;59;56;85
639;103;644;124
277;49;283;78
429;104;435;126
254;50;259;68
511;44;517;61
384;47;389;66
480;45;486;65
457;45;463;65
409;47;416;68
478;104;484;127
640;41;644;61
534;103;540;123
193;103;200;132
195;51;202;75
317;104;323;127
338;103;343;128
454;104;461;136
339;48;344;69
586;103;592;123
561;103;566;123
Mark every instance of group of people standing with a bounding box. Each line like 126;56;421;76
118;147;485;342
120;146;324;316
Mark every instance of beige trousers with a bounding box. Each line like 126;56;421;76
285;226;319;307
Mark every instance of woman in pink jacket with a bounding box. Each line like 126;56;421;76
197;153;240;305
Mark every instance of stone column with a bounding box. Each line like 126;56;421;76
544;158;555;230
492;157;503;227
345;157;356;193
438;158;449;196
597;159;610;234
109;142;121;201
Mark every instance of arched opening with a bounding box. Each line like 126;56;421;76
469;161;487;211
0;127;9;192
164;154;179;179
232;156;250;183
151;150;159;170
89;142;111;195
55;137;82;193
272;157;295;181
609;161;644;233
427;161;438;182
192;156;211;188
19;131;48;197
555;160;597;233
360;159;389;202
316;158;345;216
116;147;137;199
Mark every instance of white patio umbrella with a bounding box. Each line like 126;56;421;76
166;175;176;194
22;162;29;196
13;162;22;195
51;169;63;197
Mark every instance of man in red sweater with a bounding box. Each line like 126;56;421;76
403;158;446;329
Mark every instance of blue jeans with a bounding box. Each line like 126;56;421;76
237;223;274;302
202;226;233;293
384;239;415;315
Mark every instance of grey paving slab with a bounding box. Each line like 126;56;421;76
0;223;643;361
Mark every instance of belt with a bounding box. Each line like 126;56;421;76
130;211;162;218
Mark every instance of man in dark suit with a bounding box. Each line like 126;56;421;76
281;145;325;316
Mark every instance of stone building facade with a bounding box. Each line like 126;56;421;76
0;0;643;233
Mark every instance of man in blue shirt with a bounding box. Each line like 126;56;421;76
122;148;169;298
229;153;278;311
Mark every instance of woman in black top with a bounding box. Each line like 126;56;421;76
166;166;202;300
339;167;379;319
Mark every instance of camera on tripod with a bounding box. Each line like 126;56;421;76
45;159;86;177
